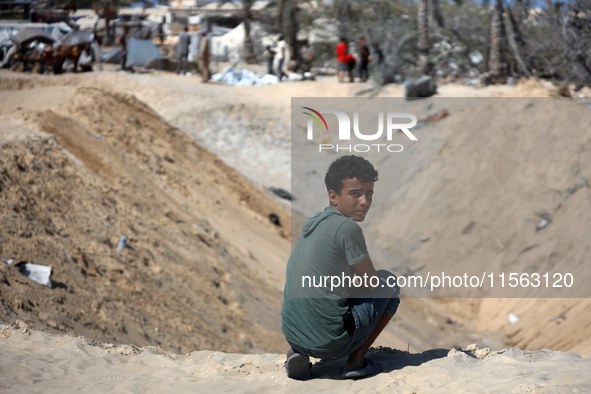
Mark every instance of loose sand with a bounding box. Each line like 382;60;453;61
1;324;590;392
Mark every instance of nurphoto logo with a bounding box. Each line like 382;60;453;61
302;107;419;153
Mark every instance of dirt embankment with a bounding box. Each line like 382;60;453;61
0;86;291;354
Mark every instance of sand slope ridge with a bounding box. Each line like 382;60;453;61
0;83;291;354
1;325;590;392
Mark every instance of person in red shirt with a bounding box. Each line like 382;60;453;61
345;53;356;83
335;37;348;83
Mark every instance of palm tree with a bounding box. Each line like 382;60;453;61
417;0;430;55
488;0;506;80
275;0;300;70
271;0;313;71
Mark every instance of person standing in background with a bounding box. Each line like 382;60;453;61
372;43;384;64
198;31;210;82
119;27;129;71
358;37;370;82
92;32;102;71
335;37;348;83
177;26;191;75
265;45;275;75
159;17;165;45
275;34;287;81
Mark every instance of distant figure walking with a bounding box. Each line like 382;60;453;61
372;43;384;64
198;31;210;82
177;26;191;75
119;27;129;71
92;33;102;70
158;17;165;44
300;38;313;72
358;37;370;82
265;45;275;75
275;34;287;81
335;37;348;83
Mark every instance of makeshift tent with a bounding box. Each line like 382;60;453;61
58;30;94;46
209;22;252;62
126;37;163;67
102;37;163;67
10;29;56;46
0;22;71;41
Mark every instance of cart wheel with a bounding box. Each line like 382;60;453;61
32;62;44;74
11;61;24;72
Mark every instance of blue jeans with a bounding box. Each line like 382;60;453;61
277;58;285;80
289;270;400;361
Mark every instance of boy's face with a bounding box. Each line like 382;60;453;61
329;177;374;222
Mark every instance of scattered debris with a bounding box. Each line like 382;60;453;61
419;237;430;243
519;244;540;254
445;317;464;327
48;135;83;166
2;259;15;265
116;236;127;253
268;213;280;226
17;262;53;288
211;67;279;86
495;238;505;250
536;219;550;232
550;314;567;322
268;187;293;201
556;175;590;209
462;221;475;234
535;209;550;219
508;312;520;324
535;210;552;232
417;109;450;124
404;76;437;98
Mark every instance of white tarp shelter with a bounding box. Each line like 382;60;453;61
0;21;72;41
210;21;267;62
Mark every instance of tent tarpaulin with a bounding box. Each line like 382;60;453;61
11;29;56;45
103;38;163;67
59;30;94;46
126;37;163;67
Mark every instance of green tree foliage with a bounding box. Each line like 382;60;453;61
321;0;591;86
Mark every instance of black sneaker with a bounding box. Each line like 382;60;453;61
284;349;312;380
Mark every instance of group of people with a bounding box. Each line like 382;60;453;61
175;30;384;84
336;37;383;83
116;25;210;81
176;26;210;82
117;27;385;84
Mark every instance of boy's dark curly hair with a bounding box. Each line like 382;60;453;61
324;155;378;194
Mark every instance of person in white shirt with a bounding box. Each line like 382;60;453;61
275;34;287;81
